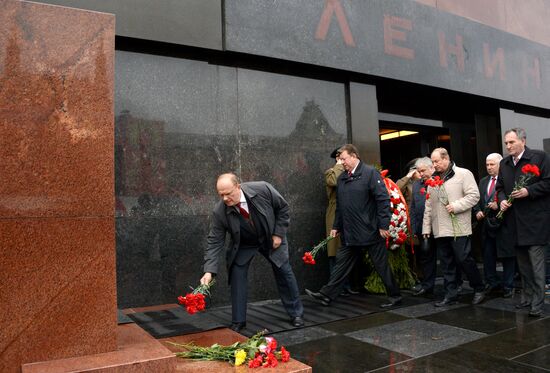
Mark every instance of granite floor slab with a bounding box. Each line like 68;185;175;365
480;295;550;314
270;326;338;347
459;316;550;359
420;305;538;334
346;318;486;358
512;345;550;371
289;335;411;373
319;312;408;334
389;300;469;318
369;346;549;373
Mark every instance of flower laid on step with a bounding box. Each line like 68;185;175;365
177;280;215;315
170;330;291;368
302;235;333;265
496;163;540;219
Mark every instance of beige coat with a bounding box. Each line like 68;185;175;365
422;165;479;238
325;163;344;256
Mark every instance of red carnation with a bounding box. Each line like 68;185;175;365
420;187;426;195
302;251;316;265
177;281;214;315
280;346;290;362
521;164;540;177
302;236;333;267
263;353;278;368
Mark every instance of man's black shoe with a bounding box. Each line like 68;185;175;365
484;284;500;294
528;310;543;318
305;289;331;306
290;316;305;327
472;291;486;305
434;298;458;307
380;296;402;308
411;284;422;292
229;322;246;333
413;287;433;296
346;288;360;295
515;301;531;309
503;288;514;298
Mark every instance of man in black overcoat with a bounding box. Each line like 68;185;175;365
473;153;515;298
305;144;402;308
496;128;550;317
200;173;304;332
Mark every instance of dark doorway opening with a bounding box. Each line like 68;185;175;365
379;121;449;181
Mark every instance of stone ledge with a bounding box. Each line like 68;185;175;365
21;324;176;372
162;328;312;372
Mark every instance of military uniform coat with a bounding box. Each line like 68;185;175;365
325;163;344;256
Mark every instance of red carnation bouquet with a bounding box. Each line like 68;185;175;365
302;236;333;265
425;175;461;238
177;280;215;315
496;163;540;219
171;330;291;368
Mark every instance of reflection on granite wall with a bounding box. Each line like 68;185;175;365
0;1;115;371
115;51;347;308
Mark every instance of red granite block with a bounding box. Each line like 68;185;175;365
0;0;114;219
22;324;177;373
0;218;117;372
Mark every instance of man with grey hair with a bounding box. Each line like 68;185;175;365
423;148;485;306
496;128;550;317
409;157;438;295
474;153;515;298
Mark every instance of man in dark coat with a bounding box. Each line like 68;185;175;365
473;153;515;298
200;173;304;332
409;157;438;296
306;144;402;308
496;128;550;317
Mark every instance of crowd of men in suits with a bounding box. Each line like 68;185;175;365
199;127;549;331
310;127;549;317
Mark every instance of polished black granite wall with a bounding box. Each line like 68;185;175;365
115;51;347;308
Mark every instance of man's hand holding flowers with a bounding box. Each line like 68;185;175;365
497;164;539;218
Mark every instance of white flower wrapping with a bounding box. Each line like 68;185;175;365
387;184;408;250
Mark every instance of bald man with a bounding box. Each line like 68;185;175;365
201;173;304;332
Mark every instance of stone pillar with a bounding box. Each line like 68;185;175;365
0;1;116;371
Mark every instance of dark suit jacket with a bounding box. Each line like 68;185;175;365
203;181;290;275
410;179;427;237
333;161;391;246
473;175;500;240
496;147;550;251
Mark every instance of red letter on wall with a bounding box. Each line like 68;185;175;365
315;0;356;47
438;32;465;72
383;15;414;59
483;43;505;80
523;57;541;89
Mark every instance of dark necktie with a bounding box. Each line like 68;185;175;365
237;203;250;219
488;177;496;198
348;171;353;177
513;157;519;166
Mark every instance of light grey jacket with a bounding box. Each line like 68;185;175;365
422;165;479;238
